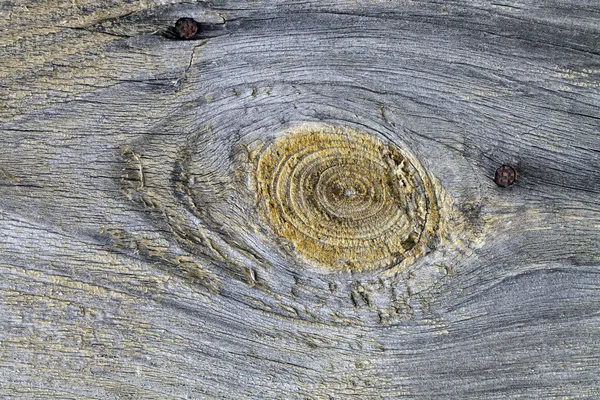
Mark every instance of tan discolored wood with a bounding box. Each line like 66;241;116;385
253;124;441;273
1;0;600;399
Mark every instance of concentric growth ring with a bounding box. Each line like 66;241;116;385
255;125;438;272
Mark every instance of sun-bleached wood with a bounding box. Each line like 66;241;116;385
1;1;599;398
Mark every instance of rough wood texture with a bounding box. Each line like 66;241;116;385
1;0;599;398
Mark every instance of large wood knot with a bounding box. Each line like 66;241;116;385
254;125;439;272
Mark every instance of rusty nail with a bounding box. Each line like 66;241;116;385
175;18;198;39
494;164;516;187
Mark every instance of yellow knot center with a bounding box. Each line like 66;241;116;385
254;125;437;272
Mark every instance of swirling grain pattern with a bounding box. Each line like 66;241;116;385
1;0;599;398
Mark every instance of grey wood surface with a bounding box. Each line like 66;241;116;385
1;0;599;398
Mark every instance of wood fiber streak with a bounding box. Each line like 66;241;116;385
1;0;599;399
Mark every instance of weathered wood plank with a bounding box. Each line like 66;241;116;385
1;0;599;398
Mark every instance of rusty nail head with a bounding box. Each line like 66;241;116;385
175;18;198;39
494;164;516;187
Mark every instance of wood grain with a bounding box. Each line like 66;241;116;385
1;0;599;398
